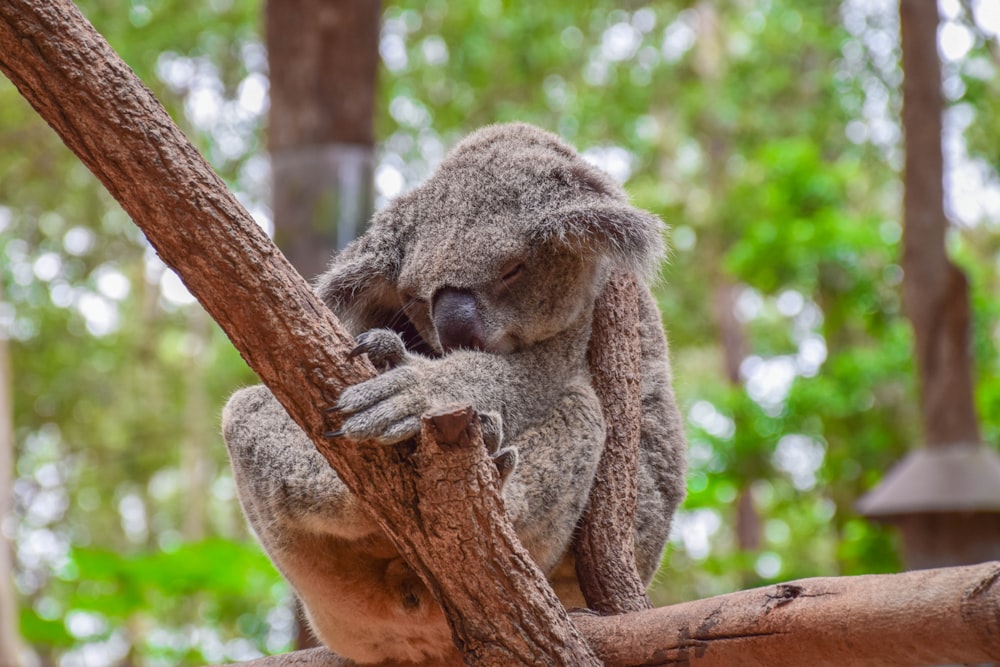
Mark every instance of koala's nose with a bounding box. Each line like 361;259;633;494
432;287;487;353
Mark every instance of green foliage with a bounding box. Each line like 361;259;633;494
2;0;999;664
20;540;287;662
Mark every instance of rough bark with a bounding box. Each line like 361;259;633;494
575;560;1000;667
574;270;652;614
226;561;1000;667
0;2;599;664
899;0;980;446
267;0;379;278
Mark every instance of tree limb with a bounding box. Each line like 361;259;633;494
574;560;1000;666
0;2;598;664
575;270;652;614
226;561;1000;667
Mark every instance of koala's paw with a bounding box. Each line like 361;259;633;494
332;364;427;445
478;411;517;486
349;328;408;371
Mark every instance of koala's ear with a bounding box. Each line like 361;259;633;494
314;245;401;332
531;199;667;278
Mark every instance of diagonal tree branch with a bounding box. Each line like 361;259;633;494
0;1;599;664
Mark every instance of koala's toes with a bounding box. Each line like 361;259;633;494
478;411;504;453
349;328;408;371
491;446;518;487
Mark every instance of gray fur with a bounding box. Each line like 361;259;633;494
222;123;687;664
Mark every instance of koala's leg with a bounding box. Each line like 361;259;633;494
221;385;378;543
223;385;464;664
500;381;605;576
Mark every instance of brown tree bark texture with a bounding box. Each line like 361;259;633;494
575;270;652;615
0;2;599;664
575;560;1000;667
899;0;980;445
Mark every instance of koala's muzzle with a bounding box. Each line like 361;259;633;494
432;287;487;353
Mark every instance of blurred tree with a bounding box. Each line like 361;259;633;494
856;0;1000;569
1;279;20;667
267;0;380;279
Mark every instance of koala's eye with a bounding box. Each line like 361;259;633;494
499;262;525;287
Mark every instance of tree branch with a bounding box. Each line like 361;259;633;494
225;561;1000;667
0;2;598;664
574;270;652;614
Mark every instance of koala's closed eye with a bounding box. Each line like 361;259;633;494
499;261;525;287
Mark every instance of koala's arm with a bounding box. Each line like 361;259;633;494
334;327;589;446
222;385;379;546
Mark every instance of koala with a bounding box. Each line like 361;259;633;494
222;123;687;664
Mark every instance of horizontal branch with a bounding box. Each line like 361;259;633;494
575;560;1000;666
223;561;1000;667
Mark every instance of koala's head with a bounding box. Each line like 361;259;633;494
317;123;666;355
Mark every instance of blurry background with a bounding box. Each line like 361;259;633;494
1;0;999;664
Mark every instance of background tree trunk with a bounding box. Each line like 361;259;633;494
858;0;1000;571
899;0;979;447
0;279;21;667
266;0;379;280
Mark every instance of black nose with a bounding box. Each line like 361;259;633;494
432;287;486;352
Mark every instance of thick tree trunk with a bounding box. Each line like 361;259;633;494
266;0;379;279
0;3;599;664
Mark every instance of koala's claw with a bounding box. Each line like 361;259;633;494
492;446;518;487
323;429;345;439
351;329;408;371
478;411;504;453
